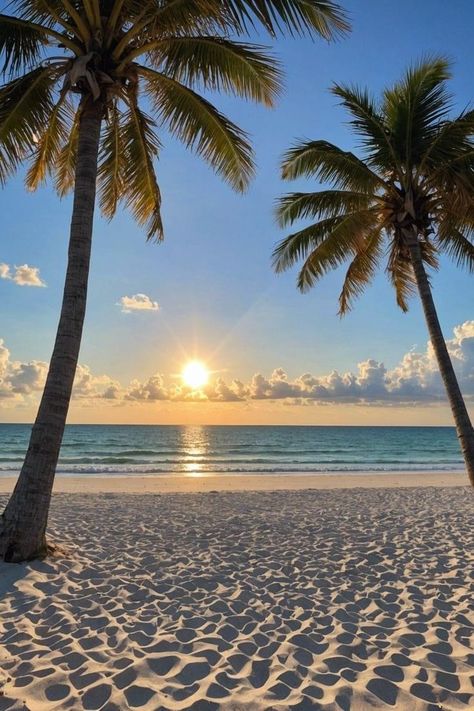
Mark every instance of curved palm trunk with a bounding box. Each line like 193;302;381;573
407;233;474;486
0;99;103;562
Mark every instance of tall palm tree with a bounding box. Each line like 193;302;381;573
0;0;349;562
273;58;474;485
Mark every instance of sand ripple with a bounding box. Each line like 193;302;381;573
0;486;473;710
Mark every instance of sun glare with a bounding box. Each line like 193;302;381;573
182;361;209;389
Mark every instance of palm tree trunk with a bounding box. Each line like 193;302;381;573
406;232;474;486
0;98;103;562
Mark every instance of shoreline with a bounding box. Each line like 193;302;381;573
0;470;467;493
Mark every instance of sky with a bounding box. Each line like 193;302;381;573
1;0;474;425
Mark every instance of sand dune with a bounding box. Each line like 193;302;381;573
0;486;473;710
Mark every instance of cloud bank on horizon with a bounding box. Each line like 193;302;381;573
1;321;473;409
0;262;46;287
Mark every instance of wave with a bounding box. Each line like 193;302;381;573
0;463;465;476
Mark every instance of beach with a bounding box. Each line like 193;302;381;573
1;476;473;710
0;470;468;495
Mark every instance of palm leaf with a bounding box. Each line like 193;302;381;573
0;11;81;59
121;90;163;241
295;210;378;291
418;108;474;177
119;0;349;43
25;91;71;189
149;36;281;107
281;139;385;192
98;100;127;219
386;244;416;312
273;216;346;271
276;189;373;227
54;106;80;196
220;0;349;38
0;13;45;75
0;65;60;184
112;0;235;61
140;64;254;191
436;221;474;272
273;209;376;284
338;229;383;313
383;56;452;170
331;83;401;177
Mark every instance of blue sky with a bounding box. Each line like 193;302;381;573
1;0;473;424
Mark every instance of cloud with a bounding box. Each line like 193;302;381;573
126;374;168;401
0;262;46;287
113;322;474;405
72;365;121;401
1;321;473;408
0;344;119;404
118;293;159;313
8;361;48;394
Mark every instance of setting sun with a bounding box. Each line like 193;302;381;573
182;361;209;390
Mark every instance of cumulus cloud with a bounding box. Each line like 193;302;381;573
1;321;473;408
126;374;168;401
0;344;119;404
0;262;46;287
115;323;474;405
72;365;121;401
118;293;159;313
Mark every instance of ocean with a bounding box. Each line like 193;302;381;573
0;424;463;477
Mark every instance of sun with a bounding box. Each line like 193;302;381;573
182;360;209;389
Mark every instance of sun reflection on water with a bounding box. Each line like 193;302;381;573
179;425;210;477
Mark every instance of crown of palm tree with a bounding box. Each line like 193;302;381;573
0;0;348;240
274;57;474;313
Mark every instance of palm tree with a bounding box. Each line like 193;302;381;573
273;58;474;485
0;0;349;562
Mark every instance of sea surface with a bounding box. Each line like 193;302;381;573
0;424;463;477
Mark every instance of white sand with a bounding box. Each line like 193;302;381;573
0;483;473;710
0;470;468;494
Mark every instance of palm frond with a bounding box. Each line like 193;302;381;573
220;0;349;38
121;90;163;241
276;189;373;227
0;65;60;184
281;139;384;192
331;83;400;177
295;211;378;292
0;13;45;75
418;108;474;178
25;91;72;189
338;229;383;314
12;0;72;24
383;56;452;170
386;243;416;312
117;0;348;48
273;216;344;271
140;65;254;191
425;145;474;210
112;0;234;60
273;209;376;287
98;101;126;219
420;238;439;271
0;11;81;59
54;106;80;196
436;221;474;272
149;37;281;107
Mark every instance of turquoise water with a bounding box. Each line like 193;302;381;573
0;424;463;476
